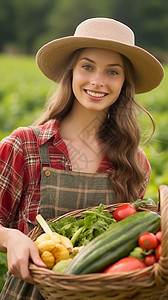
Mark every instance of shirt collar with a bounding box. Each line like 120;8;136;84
37;119;61;146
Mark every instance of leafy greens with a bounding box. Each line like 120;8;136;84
47;204;116;247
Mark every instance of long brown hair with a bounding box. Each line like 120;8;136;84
34;50;80;125
34;49;155;203
98;56;155;202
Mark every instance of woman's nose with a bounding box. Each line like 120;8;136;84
91;72;104;87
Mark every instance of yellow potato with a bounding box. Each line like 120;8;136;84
52;243;69;263
34;233;51;247
60;235;73;251
41;251;55;269
37;239;56;254
49;232;62;244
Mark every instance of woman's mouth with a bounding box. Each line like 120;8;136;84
84;89;108;100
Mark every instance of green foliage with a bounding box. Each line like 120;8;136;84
0;0;168;58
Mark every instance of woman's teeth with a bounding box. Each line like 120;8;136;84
86;90;106;98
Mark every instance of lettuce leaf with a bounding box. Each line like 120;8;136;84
47;204;116;247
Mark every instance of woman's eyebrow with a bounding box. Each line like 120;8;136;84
80;57;95;63
108;63;123;68
79;57;123;68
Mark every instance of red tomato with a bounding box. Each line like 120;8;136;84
144;254;157;266
102;257;146;274
155;244;162;261
113;204;137;221
155;231;162;243
138;232;158;250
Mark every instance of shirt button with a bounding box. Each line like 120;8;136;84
45;170;51;177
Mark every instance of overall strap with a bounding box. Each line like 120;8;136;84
30;126;50;165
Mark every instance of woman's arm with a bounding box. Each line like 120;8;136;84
0;128;46;283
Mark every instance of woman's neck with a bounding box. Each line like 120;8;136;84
60;100;107;142
59;100;107;172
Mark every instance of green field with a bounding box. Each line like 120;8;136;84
0;55;52;138
0;55;168;291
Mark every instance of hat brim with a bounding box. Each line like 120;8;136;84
36;36;164;94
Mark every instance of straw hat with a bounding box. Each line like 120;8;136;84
36;17;164;94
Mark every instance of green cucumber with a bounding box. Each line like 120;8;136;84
65;210;160;275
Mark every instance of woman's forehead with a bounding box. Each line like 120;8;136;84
78;47;124;64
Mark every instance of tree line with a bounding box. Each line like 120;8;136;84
0;0;168;63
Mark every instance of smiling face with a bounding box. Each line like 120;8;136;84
72;48;125;113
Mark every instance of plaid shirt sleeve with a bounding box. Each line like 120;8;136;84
0;127;41;231
0;131;24;226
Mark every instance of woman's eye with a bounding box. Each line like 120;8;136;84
108;70;118;75
82;65;92;71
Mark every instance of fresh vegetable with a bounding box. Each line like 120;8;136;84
155;244;162;261
133;198;156;207
138;232;158;250
47;204;116;247
113;203;137;221
60;235;74;251
41;251;55;269
36;214;53;234
69;246;84;258
112;198;157;221
65;210;161;275
131;231;161;266
144;254;157;266
52;243;69;263
35;239;56;254
52;259;72;274
34;232;72;268
113;204;137;221
129;247;152;261
34;232;61;250
129;247;144;261
35;215;73;269
155;231;162;243
102;257;146;274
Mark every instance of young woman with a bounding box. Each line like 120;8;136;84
0;17;164;299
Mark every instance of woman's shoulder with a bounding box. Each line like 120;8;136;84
0;119;60;147
137;147;148;159
0;127;39;164
1;126;38;144
137;147;151;172
0;128;41;159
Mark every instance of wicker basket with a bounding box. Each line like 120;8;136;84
29;185;168;300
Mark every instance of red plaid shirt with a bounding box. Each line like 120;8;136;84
0;119;151;234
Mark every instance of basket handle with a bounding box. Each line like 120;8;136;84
158;185;168;259
155;185;168;285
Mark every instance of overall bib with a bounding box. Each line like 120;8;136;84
0;127;116;300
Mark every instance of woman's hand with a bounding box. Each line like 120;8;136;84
0;226;46;284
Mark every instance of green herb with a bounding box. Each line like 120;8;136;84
47;204;116;247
